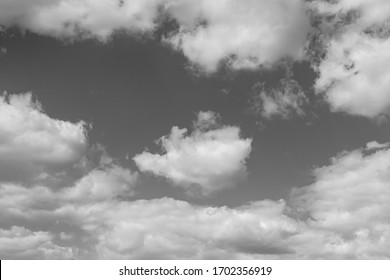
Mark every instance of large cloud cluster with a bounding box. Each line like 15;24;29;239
1;124;390;258
2;138;390;259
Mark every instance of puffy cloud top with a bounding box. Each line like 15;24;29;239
134;111;252;196
166;0;309;72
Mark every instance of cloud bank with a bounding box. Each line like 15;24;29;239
2;141;390;259
0;93;388;259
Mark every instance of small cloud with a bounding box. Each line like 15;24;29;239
134;111;252;196
220;88;230;96
365;141;390;151
249;78;308;120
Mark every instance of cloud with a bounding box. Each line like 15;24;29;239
365;141;390;151
63;165;138;203
314;32;390;117
0;163;138;259
250;78;308;120
134;111;252;196
309;0;390;117
0;0;165;39
0;165;137;220
0;184;298;259
1;140;390;259
290;144;390;258
83;198;298;259
0;0;310;72
0;93;87;183
0;226;75;259
165;0;310;72
310;0;390;28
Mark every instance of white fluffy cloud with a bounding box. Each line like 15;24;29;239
80;198;298;259
0;0;164;39
291;143;390;258
165;0;310;72
310;0;390;117
0;163;138;259
0;0;310;72
293;144;390;232
134;111;252;196
0;184;298;259
0;226;75;259
315;32;390;117
0;93;87;182
64;165;138;203
1;141;390;259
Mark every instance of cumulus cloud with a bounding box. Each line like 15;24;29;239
1;140;390;259
291;144;390;258
309;0;390;117
0;92;87;183
165;0;310;72
0;163;138;259
314;32;390;117
81;198;298;259
134;111;252;196
0;184;298;259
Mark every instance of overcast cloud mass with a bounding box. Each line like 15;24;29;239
1;0;390;259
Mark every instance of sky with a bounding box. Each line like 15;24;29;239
1;0;390;259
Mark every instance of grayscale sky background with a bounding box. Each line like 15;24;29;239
1;0;390;259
